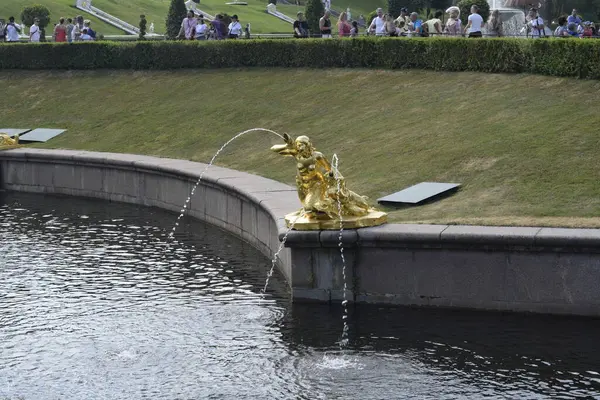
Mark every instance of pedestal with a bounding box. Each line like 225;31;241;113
285;209;387;230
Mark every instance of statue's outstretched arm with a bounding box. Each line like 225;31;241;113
271;133;297;156
270;144;297;156
315;152;332;173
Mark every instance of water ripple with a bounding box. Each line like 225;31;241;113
1;193;600;400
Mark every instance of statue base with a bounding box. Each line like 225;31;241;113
285;210;387;231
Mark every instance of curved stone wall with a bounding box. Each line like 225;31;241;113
2;148;600;316
0;148;300;285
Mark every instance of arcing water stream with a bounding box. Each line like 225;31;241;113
167;128;351;345
168;128;284;240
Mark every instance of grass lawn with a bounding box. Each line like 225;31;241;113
92;0;294;34
1;69;599;228
0;0;124;35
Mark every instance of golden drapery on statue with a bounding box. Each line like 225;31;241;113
271;134;387;230
0;134;21;151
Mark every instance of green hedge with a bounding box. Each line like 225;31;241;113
1;38;600;79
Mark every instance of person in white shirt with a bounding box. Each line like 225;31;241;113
5;17;21;42
464;5;483;38
368;8;385;36
228;14;242;39
527;8;545;38
29;18;41;42
195;17;208;40
80;28;93;41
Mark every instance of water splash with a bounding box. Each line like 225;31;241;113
331;154;349;348
168;128;284;239
261;209;305;296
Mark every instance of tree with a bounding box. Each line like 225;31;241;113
305;0;324;34
139;14;147;40
387;0;403;18
457;0;490;25
21;4;51;42
166;0;187;39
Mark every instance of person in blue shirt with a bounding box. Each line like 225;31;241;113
567;9;582;27
408;12;423;36
83;20;96;39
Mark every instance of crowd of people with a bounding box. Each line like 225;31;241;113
178;11;249;40
293;5;599;39
2;5;598;42
554;8;598;38
0;15;97;42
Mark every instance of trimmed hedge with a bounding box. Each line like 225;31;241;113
1;38;600;79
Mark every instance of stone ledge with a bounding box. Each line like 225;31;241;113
440;225;541;246
357;224;447;247
535;228;600;247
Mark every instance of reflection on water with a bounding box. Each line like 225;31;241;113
1;192;599;400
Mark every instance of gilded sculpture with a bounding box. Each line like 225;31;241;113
271;134;387;230
0;134;20;151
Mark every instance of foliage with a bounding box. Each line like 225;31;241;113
166;0;187;39
304;0;325;34
20;4;51;42
457;0;489;26
367;9;378;26
387;0;402;18
139;14;147;40
0;38;600;80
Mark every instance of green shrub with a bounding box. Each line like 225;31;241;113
387;0;402;18
457;0;490;26
166;0;187;39
305;0;324;35
139;15;147;40
0;38;599;79
21;4;51;42
366;9;378;27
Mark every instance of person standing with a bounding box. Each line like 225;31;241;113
83;20;96;40
384;14;397;36
293;12;309;38
464;5;483;38
228;15;242;39
5;17;21;42
319;10;332;38
425;10;443;36
54;18;68;42
407;12;423;37
80;28;93;41
210;15;225;40
350;20;359;37
195;17;208;39
553;16;568;37
368;8;385;36
487;9;503;37
66;18;74;43
337;11;351;37
527;8;545;38
29;18;41;42
567;9;581;27
394;8;409;28
181;11;197;40
444;6;462;36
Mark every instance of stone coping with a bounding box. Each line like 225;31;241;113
285;223;600;251
2;148;599;253
0;148;301;227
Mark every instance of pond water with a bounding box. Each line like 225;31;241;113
1;192;599;400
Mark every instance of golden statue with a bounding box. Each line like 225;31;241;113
271;134;387;230
0;134;21;151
